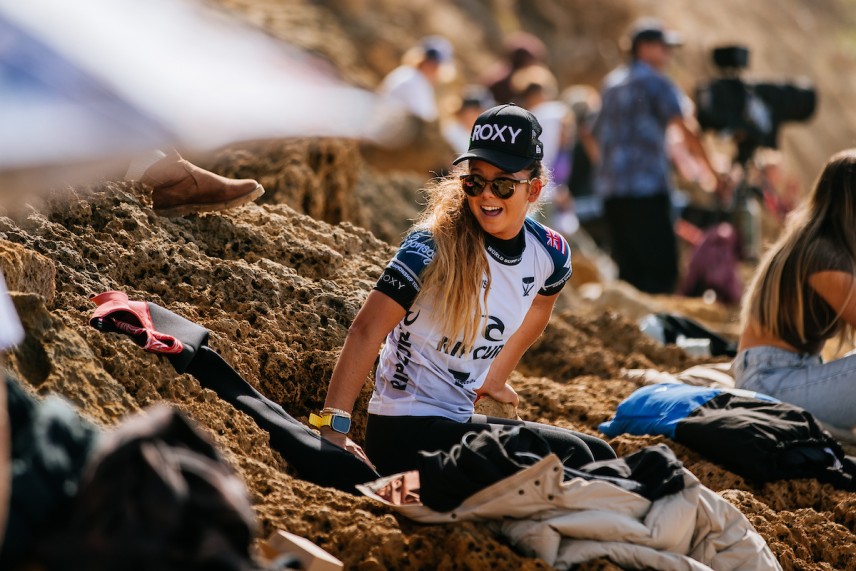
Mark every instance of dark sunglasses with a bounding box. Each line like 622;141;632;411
459;173;531;199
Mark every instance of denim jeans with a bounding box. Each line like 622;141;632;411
732;345;856;430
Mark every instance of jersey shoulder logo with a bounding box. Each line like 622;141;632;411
545;228;567;254
399;231;436;267
524;217;570;258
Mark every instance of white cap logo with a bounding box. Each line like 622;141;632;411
471;124;523;144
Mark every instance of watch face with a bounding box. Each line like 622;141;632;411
330;414;351;434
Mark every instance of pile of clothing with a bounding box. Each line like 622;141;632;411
359;427;781;571
600;382;856;488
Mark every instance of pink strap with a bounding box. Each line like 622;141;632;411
90;291;183;355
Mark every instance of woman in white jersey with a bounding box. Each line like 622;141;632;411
312;104;616;475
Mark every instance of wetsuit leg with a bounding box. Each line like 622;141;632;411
365;415;479;475
365;413;615;476
185;347;379;492
476;414;617;462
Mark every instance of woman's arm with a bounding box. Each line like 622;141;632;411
325;290;406;410
475;291;560;406
808;271;856;327
319;290;405;460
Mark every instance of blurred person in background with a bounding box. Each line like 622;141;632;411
441;85;495;155
511;65;572;181
557;85;610;246
562;85;601;202
480;31;547;105
511;65;575;236
593;18;716;294
379;36;454;124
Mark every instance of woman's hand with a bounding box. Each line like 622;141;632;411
474;292;557;411
475;382;519;408
320;426;376;470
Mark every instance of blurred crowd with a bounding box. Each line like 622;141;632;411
376;22;803;304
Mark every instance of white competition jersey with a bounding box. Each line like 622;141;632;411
369;218;572;422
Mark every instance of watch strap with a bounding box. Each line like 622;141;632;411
309;411;351;434
308;412;330;429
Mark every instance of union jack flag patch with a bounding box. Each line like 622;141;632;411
545;229;567;254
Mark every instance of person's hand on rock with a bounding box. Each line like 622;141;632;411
475;381;519;408
320;426;376;470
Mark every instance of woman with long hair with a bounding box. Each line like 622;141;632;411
734;149;856;433
312;104;616;475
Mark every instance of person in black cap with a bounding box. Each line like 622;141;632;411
312;104;616;476
593;18;717;294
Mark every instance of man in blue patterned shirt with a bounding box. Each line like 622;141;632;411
593;18;713;294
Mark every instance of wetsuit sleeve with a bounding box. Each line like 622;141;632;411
539;228;573;296
374;231;436;309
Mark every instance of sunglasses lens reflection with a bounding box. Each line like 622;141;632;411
460;174;517;199
492;180;516;198
461;174;484;197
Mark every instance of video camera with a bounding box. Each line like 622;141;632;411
695;45;817;164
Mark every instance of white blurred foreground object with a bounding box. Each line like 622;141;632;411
0;272;23;351
0;0;385;175
258;530;343;571
0;269;23;544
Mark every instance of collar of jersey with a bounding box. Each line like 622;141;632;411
484;229;525;265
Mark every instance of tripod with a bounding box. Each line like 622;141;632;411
728;153;764;262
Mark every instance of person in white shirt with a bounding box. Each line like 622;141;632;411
379;36;453;123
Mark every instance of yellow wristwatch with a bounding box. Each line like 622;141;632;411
308;410;351;434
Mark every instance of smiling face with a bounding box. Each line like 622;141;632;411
465;159;542;239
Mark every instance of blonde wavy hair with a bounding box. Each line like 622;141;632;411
741;149;856;347
412;161;546;349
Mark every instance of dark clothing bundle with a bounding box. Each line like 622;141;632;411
1;374;101;567
365;412;615;478
677;392;856;487
40;404;260;571
417;426;685;512
646;312;738;357
600;382;856;488
2;375;261;571
357;438;781;570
